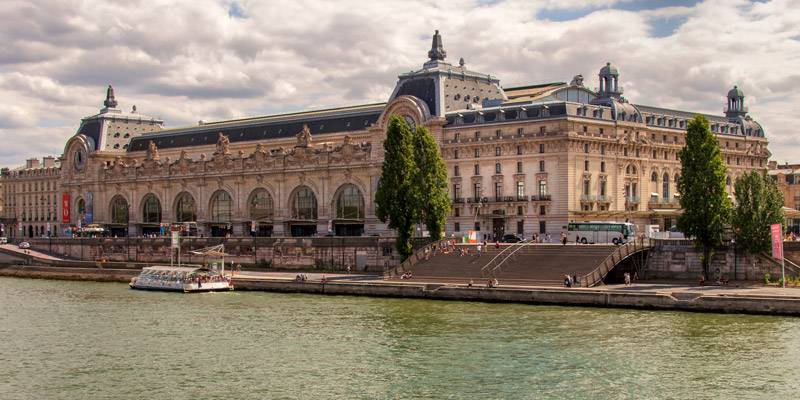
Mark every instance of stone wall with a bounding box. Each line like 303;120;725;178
23;237;409;272
645;240;796;281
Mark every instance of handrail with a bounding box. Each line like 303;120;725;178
479;240;529;276
383;238;448;278
759;252;800;276
581;239;653;287
485;240;531;278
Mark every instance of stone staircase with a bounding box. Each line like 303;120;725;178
393;244;616;286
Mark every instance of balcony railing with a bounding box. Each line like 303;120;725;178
466;197;489;204
531;194;552;201
648;197;681;205
453;197;465;204
597;195;610;202
625;196;640;203
580;194;596;201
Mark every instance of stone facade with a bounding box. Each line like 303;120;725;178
0;157;61;238
1;31;772;241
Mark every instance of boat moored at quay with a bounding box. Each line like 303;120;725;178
129;266;233;293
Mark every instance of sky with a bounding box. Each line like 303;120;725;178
1;0;799;168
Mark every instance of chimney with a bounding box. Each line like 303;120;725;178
26;158;40;169
43;156;56;168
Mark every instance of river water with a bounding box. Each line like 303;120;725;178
1;277;799;400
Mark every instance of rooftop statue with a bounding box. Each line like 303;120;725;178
215;133;231;155
146;141;159;161
296;124;312;148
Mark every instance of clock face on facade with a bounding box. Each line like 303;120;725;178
403;115;417;131
74;148;86;171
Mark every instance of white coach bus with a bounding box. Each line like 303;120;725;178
567;221;637;245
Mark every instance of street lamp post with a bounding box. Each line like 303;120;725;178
731;237;737;281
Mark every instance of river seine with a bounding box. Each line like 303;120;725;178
1;277;799;399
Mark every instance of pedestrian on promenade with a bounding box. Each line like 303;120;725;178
624;272;631;286
468;279;473;287
495;241;500;250
546;233;551;243
477;243;482;257
573;274;580;287
564;275;572;288
561;232;567;246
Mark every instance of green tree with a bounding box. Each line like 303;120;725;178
677;115;731;278
375;115;418;259
412;125;451;240
732;170;784;255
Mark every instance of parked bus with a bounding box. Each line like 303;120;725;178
567;221;636;244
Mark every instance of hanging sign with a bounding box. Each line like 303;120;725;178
771;224;783;259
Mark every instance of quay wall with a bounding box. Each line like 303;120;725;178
12;237;417;272
645;240;799;281
5;264;800;316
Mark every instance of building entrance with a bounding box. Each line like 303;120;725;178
492;218;505;241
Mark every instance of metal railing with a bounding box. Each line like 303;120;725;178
483;240;531;278
581;239;653;287
383;238;448;278
479;240;530;277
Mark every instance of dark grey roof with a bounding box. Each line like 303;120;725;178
127;105;383;152
635;104;729;124
728;85;744;98
76;119;102;150
599;62;618;76
443;103;568;127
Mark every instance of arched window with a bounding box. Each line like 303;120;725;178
175;192;196;223
209;190;233;222
336;184;364;219
631;165;637;175
77;198;86;218
663;173;670;199
249;189;274;221
142;194;162;223
110;195;129;224
625;165;630;174
291;186;317;220
651;171;658;182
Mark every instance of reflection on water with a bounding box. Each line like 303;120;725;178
1;277;799;399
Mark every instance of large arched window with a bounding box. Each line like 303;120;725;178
209;190;233;222
291;186;317;220
175;192;197;223
142;194;162;223
110;195;129;224
249;188;274;221
77;198;86;219
651;171;658;182
335;184;365;219
662;173;670;199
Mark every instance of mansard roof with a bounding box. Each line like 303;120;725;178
127;103;384;152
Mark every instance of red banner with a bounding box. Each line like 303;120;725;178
771;223;783;259
62;193;71;224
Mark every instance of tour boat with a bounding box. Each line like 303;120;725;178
129;265;233;293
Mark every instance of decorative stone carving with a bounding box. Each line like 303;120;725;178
296;124;312;148
214;133;231;156
146;141;159;161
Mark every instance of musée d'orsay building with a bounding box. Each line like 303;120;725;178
1;31;770;239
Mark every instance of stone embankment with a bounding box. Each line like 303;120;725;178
4;265;800;316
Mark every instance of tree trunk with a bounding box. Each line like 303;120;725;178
702;247;712;279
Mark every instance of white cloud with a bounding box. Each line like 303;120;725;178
0;0;798;167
